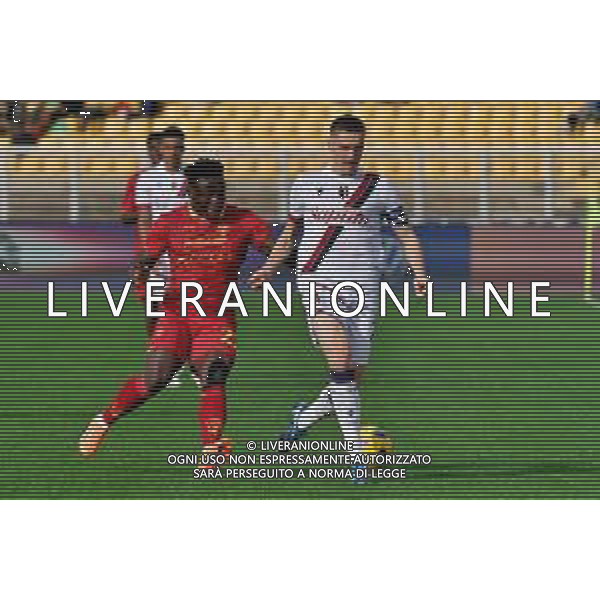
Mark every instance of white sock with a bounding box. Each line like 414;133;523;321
93;413;108;428
329;382;362;451
296;388;333;431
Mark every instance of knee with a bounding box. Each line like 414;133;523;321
201;357;233;387
144;371;172;395
143;351;182;394
329;368;357;385
143;362;179;394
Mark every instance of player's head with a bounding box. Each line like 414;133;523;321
328;114;365;175
146;132;162;166
184;158;226;221
160;126;185;170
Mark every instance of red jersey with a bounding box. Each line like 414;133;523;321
146;204;272;316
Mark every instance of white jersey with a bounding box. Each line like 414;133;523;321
134;162;186;221
289;167;408;283
134;162;186;279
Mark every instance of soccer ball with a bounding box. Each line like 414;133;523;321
360;426;393;454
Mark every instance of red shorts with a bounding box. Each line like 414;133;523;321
149;307;237;365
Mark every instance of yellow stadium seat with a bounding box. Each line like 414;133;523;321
467;102;493;144
13;100;599;222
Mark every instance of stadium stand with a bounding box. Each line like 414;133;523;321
0;101;597;222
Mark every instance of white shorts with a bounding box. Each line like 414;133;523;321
296;277;379;366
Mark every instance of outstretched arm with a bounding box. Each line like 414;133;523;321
136;205;153;251
392;226;428;296
120;173;141;225
133;248;160;293
249;217;299;288
133;214;168;290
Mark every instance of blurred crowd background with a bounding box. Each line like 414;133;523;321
0;100;598;225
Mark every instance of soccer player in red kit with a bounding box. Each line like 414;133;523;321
79;159;272;456
127;127;189;386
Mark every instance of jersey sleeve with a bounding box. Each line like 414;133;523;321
120;173;140;218
145;213;170;259
247;212;273;253
379;178;410;227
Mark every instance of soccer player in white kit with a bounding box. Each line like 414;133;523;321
134;126;188;385
135;126;187;277
251;115;428;456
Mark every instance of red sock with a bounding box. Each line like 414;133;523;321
199;384;226;446
103;377;148;425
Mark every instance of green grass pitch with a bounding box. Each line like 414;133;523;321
1;290;599;499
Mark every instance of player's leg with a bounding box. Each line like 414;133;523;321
284;312;362;445
293;314;368;485
79;350;184;455
309;314;363;449
79;311;188;456
345;294;378;382
105;350;184;421
287;281;366;447
283;282;331;432
147;265;185;388
192;355;234;453
146;308;159;337
136;281;159;348
134;276;156;336
327;310;377;485
354;365;367;386
302;312;352;418
280;311;342;442
188;321;237;452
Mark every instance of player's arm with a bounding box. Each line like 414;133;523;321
120;173;139;225
385;205;428;296
249;217;299;288
134;215;168;287
132;173;154;255
393;226;428;295
250;177;305;286
248;213;276;256
135;204;153;253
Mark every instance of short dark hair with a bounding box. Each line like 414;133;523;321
330;114;365;135
161;126;185;141
146;131;162;144
184;158;225;182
